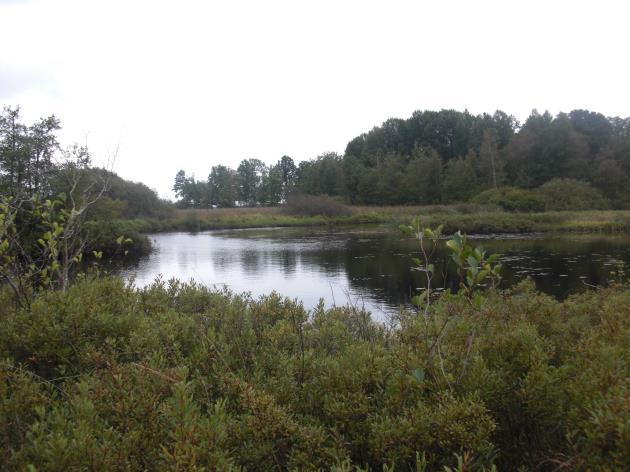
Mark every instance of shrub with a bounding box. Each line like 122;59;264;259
0;276;628;470
84;219;151;256
471;186;548;212
539;178;610;211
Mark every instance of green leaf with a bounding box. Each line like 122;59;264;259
411;368;425;382
398;224;412;235
453;231;462;245
488;254;500;263
474;292;483;309
411;292;427;307
446;240;459;253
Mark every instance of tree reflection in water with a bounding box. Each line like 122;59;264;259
117;228;630;320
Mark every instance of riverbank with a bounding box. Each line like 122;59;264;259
119;206;630;235
1;276;628;470
104;207;630;260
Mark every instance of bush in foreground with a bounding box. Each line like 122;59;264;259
0;277;628;470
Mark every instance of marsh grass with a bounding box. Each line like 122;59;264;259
110;207;630;259
150;207;630;234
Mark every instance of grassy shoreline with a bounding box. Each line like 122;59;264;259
119;206;630;235
104;206;630;258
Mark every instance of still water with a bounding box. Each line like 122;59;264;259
118;227;630;320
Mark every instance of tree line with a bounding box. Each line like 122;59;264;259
173;156;297;208
0;106;172;219
174;108;630;209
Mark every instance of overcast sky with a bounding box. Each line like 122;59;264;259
1;0;628;198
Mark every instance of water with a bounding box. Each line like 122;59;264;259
117;227;630;320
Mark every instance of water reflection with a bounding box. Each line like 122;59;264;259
118;228;630;321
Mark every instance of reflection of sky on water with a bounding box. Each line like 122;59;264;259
119;229;394;320
118;228;630;322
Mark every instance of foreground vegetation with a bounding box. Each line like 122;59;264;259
0;276;628;470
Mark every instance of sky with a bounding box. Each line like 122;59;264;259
1;0;629;199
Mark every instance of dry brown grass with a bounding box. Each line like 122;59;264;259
178;203;481;219
176;206;283;218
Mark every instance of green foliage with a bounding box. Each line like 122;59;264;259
442;155;479;203
0;195;78;305
174;170;213;208
539;178;609;211
145;206;630;237
445;231;501;302
0;106;60;197
172;107;629;209
83;219;150;256
236;158;265;206
0;106;172;221
401;146;444;205
1;195;146;308
175;156;298;209
208;165;238;208
297;152;345;198
0;277;628;470
471;178;611;214
287;108;629;207
399;218;444;315
86;168;173;219
0;105;169;264
471;186;548;212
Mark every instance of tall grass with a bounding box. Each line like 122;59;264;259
134;207;630;235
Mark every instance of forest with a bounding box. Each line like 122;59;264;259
173;109;630;210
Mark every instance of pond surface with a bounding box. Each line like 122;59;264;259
117;227;630;321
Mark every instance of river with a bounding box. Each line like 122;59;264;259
117;226;630;320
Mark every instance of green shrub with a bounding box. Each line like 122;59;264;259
0;276;628;470
471;186;548;212
539;178;610;211
84;219;152;256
